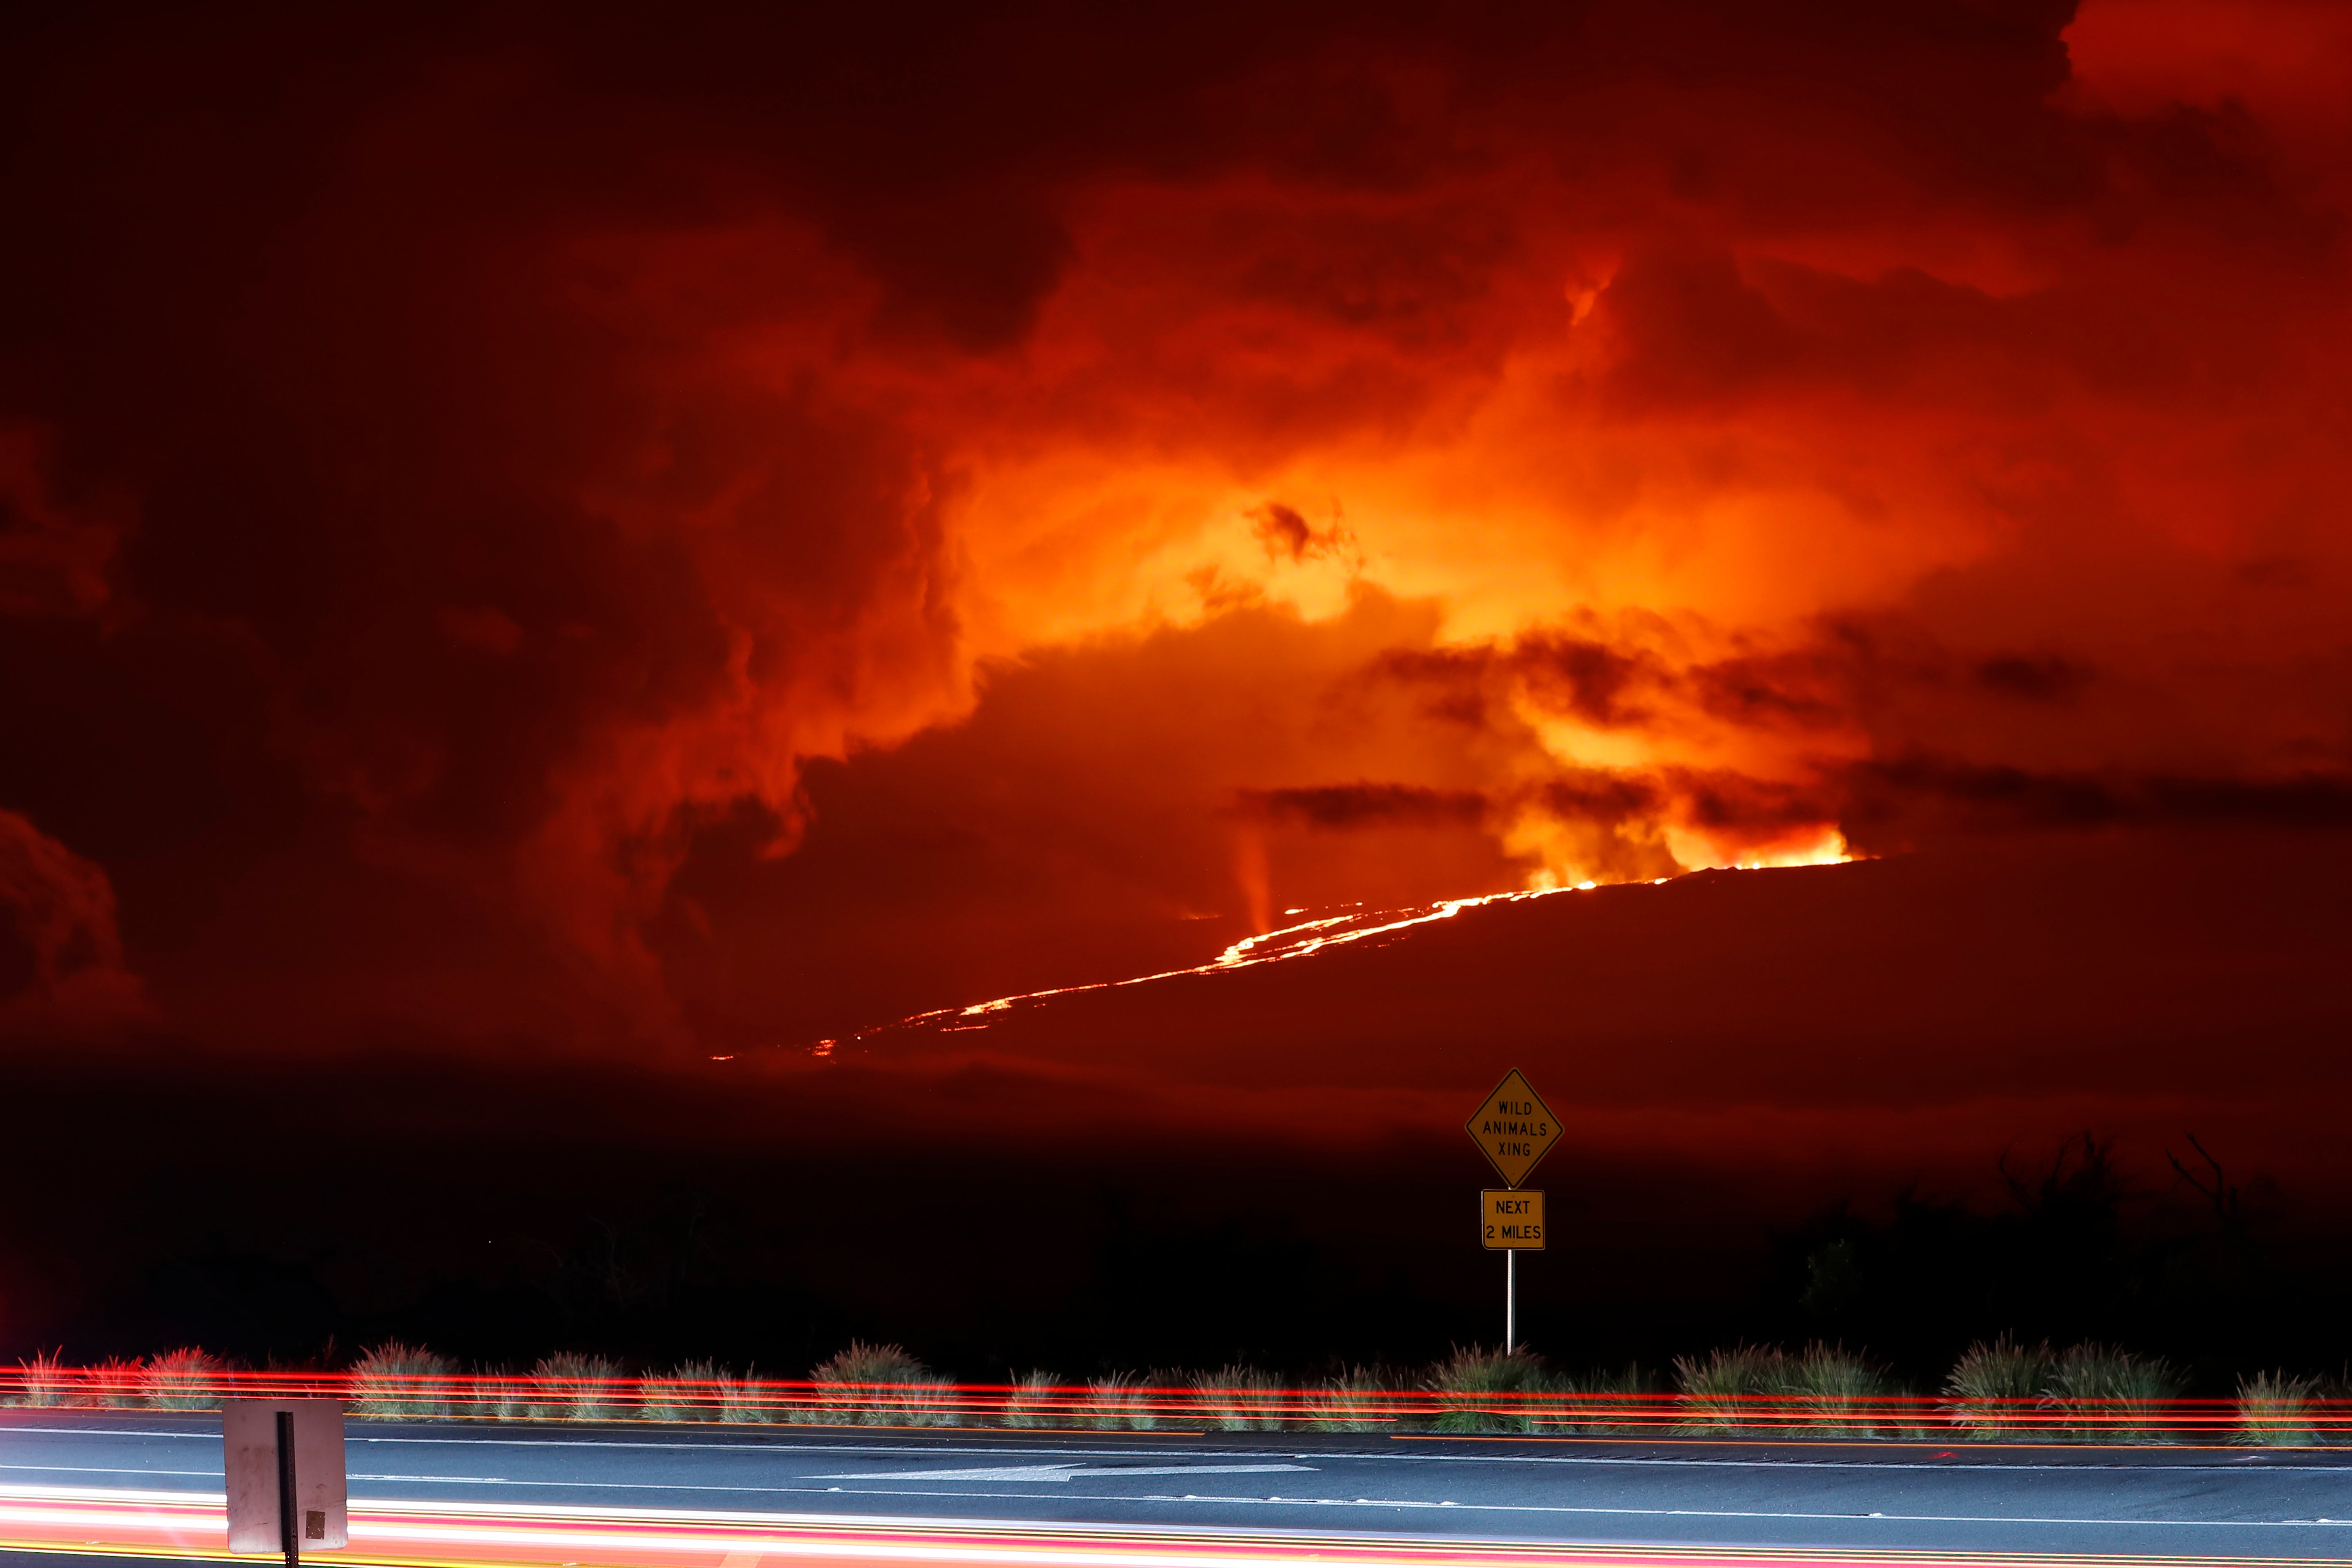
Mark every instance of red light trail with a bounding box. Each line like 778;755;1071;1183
1;1368;2340;1442
0;1485;2320;1568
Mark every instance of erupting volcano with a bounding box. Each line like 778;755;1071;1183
3;0;2351;1374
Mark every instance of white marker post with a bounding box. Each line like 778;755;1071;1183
224;1398;348;1564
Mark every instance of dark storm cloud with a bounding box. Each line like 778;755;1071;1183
1847;755;2352;837
1528;772;1660;824
1377;637;1670;730
1683;652;1852;731
1518;766;1842;839
1974;653;2094;703
1236;782;1488;828
1241;768;1837;841
1249;502;1356;565
1511;635;1662;728
1585;242;2261;419
1595;247;1804;409
1376;619;2063;740
1361;607;2351;864
1665;770;1841;833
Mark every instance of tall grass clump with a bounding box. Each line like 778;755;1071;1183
1193;1364;1287;1431
2234;1371;2319;1446
352;1341;456;1419
810;1342;950;1427
84;1356;145;1408
1673;1344;1786;1435
1561;1364;1653;1438
14;1350;71;1408
1429;1345;1563;1433
526;1353;626;1421
1787;1343;1895;1437
141;1348;223;1410
1000;1370;1065;1429
1083;1370;1160;1430
641;1359;724;1423
717;1367;778;1424
464;1367;531;1421
1943;1336;2053;1439
1307;1365;1402;1432
2043;1343;2181;1441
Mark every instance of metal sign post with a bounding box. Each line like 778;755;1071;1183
225;1399;347;1558
1481;1187;1546;1350
1466;1070;1558;1352
275;1411;297;1567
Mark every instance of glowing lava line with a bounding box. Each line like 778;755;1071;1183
815;842;1855;1055
870;887;1574;1044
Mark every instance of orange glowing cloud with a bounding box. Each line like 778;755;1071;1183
2;2;2348;1057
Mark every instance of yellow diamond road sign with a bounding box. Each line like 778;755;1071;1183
1466;1068;1559;1188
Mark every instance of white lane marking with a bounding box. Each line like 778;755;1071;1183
12;1426;2352;1491
0;1428;205;1439
813;1465;1315;1483
7;1479;2350;1554
0;1464;221;1477
754;1485;2352;1528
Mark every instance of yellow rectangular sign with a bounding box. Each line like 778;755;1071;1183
1482;1188;1545;1250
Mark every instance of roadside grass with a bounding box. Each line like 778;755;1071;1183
2043;1343;2181;1441
999;1370;1063;1429
1307;1365;1403;1432
1429;1344;1562;1433
526;1353;626;1422
1789;1344;1898;1437
466;1368;531;1421
352;1341;456;1419
641;1359;723;1423
12;1349;71;1408
1193;1364;1287;1431
1673;1344;1784;1436
18;1339;2330;1443
717;1368;778;1424
142;1348;222;1410
2234;1371;2319;1446
1083;1370;1159;1430
87;1356;146;1408
1670;1344;1906;1438
1944;1336;2053;1439
811;1341;951;1427
1559;1363;1655;1437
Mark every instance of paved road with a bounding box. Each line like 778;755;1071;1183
5;1410;2352;1561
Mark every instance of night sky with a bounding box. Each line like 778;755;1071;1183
3;0;2349;1373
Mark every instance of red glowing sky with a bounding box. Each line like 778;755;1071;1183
2;1;2348;1174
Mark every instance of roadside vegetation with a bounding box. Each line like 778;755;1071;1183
2235;1371;2321;1446
1672;1343;1914;1438
352;1341;455;1419
5;1339;2342;1443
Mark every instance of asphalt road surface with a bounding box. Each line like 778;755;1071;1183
6;1410;2352;1562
